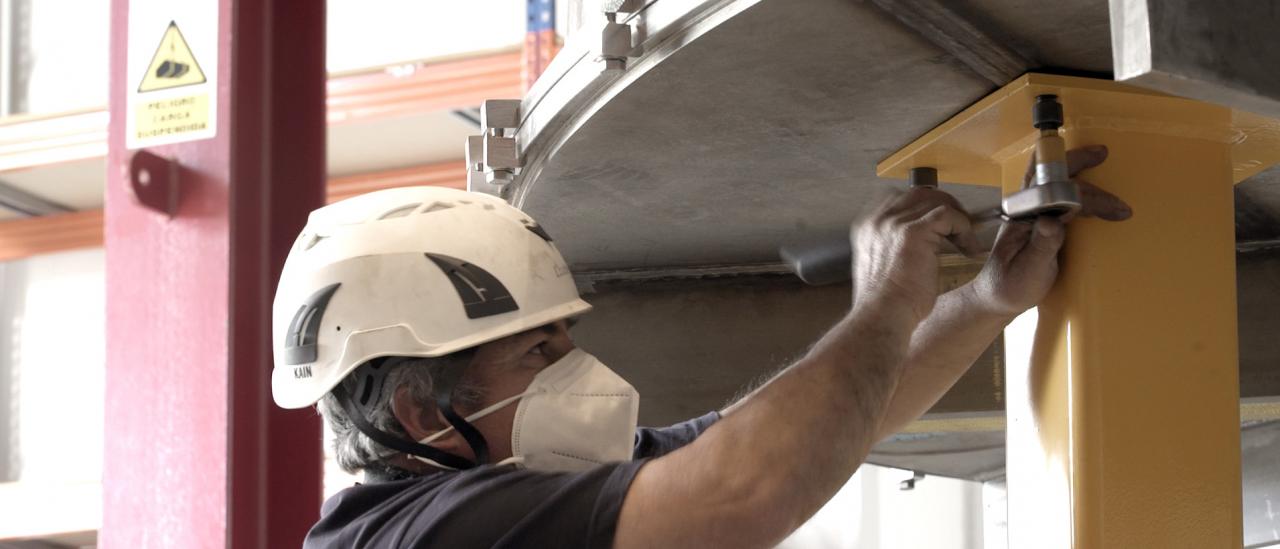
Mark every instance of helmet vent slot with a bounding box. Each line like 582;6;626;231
283;283;342;365
302;234;328;251
377;203;420;220
526;223;553;242
425;254;520;319
420;201;455;214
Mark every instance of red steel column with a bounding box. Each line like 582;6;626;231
104;0;325;547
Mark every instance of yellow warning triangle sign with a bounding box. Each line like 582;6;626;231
138;21;207;93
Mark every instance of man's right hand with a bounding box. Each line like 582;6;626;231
851;187;982;324
616;185;983;549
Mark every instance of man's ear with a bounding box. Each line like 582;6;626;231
391;386;436;441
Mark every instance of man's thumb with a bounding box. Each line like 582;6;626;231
1026;217;1065;259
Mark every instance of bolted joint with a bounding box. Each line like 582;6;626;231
600;0;645;13
464;134;504;195
469;170;510;196
473;101;521;190
480;99;521;132
600;13;635;71
483;134;519;171
467;169;488;193
464;135;484;172
485;169;516;186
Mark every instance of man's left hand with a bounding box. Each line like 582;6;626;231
969;145;1132;316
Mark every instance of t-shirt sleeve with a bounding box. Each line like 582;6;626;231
306;414;722;549
308;462;655;549
632;411;721;459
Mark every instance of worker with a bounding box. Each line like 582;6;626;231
271;145;1129;548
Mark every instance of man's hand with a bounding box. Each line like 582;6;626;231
619;174;986;549
872;145;1131;440
969;145;1132;315
853;187;982;323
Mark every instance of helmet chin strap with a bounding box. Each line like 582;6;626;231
330;382;477;471
331;354;491;471
428;356;491;466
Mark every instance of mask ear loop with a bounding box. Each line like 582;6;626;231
430;355;491;466
330;381;476;470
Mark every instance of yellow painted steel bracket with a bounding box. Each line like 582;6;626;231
879;74;1280;186
877;74;1280;549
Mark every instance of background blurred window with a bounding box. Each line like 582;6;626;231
0;248;105;486
1;0;110;117
0;0;526;119
326;0;525;74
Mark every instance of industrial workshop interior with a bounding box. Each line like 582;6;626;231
1;0;1279;547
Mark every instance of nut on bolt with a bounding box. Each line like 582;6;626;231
600;12;633;71
485;169;516;186
478;99;521;187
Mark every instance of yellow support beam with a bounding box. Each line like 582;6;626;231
878;74;1280;548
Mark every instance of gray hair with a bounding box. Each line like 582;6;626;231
318;354;483;473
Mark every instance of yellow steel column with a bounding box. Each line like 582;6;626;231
1001;125;1240;547
876;75;1280;548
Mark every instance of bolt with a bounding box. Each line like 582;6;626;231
486;169;515;186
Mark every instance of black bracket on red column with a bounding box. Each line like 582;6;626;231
128;150;181;218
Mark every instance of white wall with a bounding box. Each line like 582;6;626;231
23;0;111;114
326;0;526;73
0;247;105;484
10;0;525;117
778;465;986;549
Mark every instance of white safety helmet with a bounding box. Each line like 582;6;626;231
271;186;591;409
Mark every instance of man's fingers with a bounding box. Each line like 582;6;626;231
918;204;982;258
1022;217;1065;260
882;187;968;227
907;189;982;257
1021;151;1035;186
951;226;984;258
1067;145;1108;176
883;187;951;219
1075;179;1132;221
990;221;1033;264
926;192;984;257
1022;145;1109;185
874;187;910;217
876;186;987;257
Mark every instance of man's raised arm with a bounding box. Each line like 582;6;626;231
614;187;977;549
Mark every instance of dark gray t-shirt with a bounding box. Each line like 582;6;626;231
304;412;720;549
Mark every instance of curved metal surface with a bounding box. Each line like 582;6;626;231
508;0;1022;270
515;0;761;167
503;0;1280;271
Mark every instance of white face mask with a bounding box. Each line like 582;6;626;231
414;348;639;472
